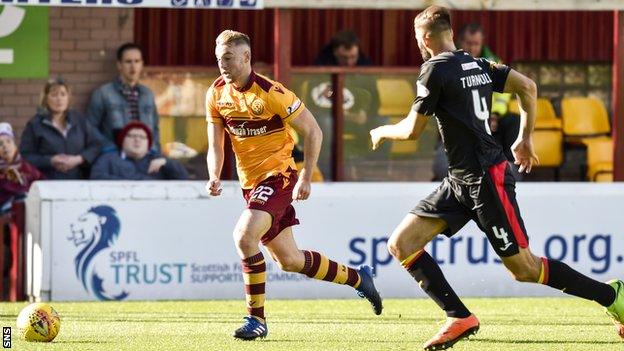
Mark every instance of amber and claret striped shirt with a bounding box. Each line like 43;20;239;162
206;71;305;189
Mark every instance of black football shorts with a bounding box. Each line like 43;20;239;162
412;161;529;257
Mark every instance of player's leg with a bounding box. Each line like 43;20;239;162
393;179;479;350
387;213;479;351
232;208;272;340
264;225;383;315
478;161;621;337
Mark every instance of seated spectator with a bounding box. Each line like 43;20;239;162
20;78;102;179
90;121;188;180
314;30;373;66
310;30;383;178
0;123;44;214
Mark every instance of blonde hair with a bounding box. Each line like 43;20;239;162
215;30;251;47
40;77;70;112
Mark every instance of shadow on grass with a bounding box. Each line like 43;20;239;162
54;340;112;344
257;339;418;344
475;338;620;345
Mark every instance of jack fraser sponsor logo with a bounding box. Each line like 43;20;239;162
226;115;284;137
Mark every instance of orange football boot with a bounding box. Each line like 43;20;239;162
423;314;480;350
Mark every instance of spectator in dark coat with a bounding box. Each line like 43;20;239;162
90;121;188;180
20;78;102;179
314;30;373;66
0;122;44;213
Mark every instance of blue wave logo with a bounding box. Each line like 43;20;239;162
171;0;188;7
67;205;129;301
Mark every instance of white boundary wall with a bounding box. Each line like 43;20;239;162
24;181;624;301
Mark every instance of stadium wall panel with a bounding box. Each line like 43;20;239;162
24;181;624;301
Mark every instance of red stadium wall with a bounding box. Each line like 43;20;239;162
135;9;613;66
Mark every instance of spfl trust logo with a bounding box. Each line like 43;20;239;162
67;205;129;301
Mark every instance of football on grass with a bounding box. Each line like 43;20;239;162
16;303;61;342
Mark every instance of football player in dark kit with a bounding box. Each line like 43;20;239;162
370;5;624;351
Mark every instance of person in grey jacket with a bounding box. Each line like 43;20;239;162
20;78;102;179
90;121;187;180
87;43;161;153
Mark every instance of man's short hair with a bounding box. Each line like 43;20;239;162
216;30;251;47
330;30;360;50
414;5;452;36
116;43;143;61
458;22;484;41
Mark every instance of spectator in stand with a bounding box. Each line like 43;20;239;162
314;30;373;66
0;122;44;214
310;30;382;179
90;121;188;180
87;43;161;153
20;78;102;180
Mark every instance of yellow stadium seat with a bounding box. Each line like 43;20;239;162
533;130;563;167
184;117;208;153
594;172;613;182
561;97;611;137
585;136;613;181
377;79;418;155
159;115;175;156
376;79;416;116
508;98;561;130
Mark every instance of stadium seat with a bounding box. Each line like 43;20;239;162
561;97;610;137
585;136;613;181
185;117;208;152
376;79;418;156
533;130;563;167
508;98;562;130
376;79;415;116
159;115;175;156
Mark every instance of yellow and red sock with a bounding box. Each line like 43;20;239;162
538;256;615;307
299;250;361;288
537;256;549;284
242;252;266;322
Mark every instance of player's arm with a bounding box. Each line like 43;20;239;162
369;109;428;150
206;121;225;196
503;69;539;173
205;87;225;196
369;61;438;150
289;108;322;200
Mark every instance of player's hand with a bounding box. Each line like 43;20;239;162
206;178;222;196
511;137;539;173
292;178;311;201
369;127;386;150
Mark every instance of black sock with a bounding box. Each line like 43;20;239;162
540;257;616;307
406;251;471;318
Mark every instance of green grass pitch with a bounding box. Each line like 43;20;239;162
1;298;622;350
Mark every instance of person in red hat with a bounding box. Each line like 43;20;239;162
90;121;188;180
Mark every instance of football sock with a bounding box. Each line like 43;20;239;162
538;257;616;307
299;250;361;288
403;250;471;318
242;252;266;322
